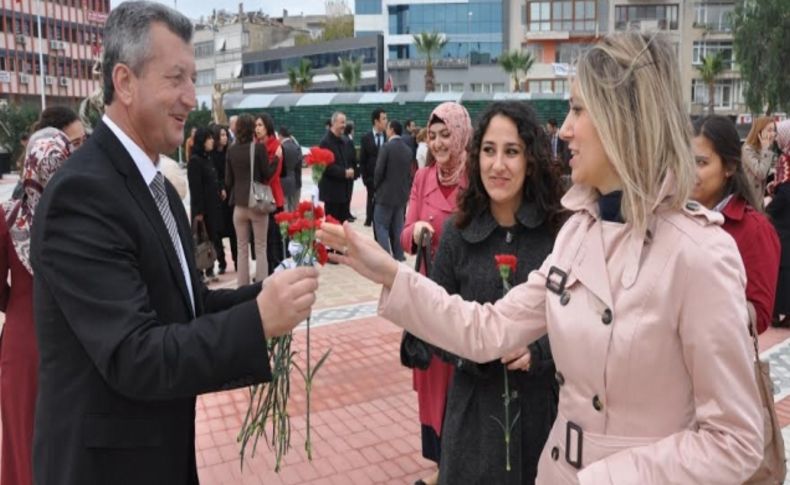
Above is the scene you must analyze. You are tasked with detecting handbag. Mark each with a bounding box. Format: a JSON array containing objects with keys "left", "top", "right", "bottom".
[
  {"left": 192, "top": 219, "right": 217, "bottom": 272},
  {"left": 743, "top": 318, "right": 787, "bottom": 485},
  {"left": 399, "top": 228, "right": 434, "bottom": 370},
  {"left": 247, "top": 142, "right": 276, "bottom": 214}
]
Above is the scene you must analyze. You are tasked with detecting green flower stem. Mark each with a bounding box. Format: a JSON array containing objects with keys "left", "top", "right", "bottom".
[{"left": 503, "top": 364, "right": 512, "bottom": 472}]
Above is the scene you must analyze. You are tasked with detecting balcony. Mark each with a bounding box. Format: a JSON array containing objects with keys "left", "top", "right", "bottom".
[
  {"left": 387, "top": 57, "right": 469, "bottom": 70},
  {"left": 615, "top": 19, "right": 671, "bottom": 32}
]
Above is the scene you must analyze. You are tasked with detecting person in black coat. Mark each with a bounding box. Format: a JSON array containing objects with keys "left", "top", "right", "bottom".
[
  {"left": 373, "top": 120, "right": 412, "bottom": 261},
  {"left": 430, "top": 101, "right": 563, "bottom": 484},
  {"left": 359, "top": 107, "right": 388, "bottom": 226},
  {"left": 188, "top": 127, "right": 222, "bottom": 280},
  {"left": 28, "top": 4, "right": 319, "bottom": 483},
  {"left": 767, "top": 121, "right": 790, "bottom": 325},
  {"left": 319, "top": 111, "right": 358, "bottom": 222},
  {"left": 210, "top": 124, "right": 236, "bottom": 273}
]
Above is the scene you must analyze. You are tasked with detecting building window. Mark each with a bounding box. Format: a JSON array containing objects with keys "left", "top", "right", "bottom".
[
  {"left": 196, "top": 69, "right": 215, "bottom": 86},
  {"left": 555, "top": 43, "right": 591, "bottom": 64},
  {"left": 692, "top": 41, "right": 734, "bottom": 68},
  {"left": 471, "top": 82, "right": 505, "bottom": 93},
  {"left": 554, "top": 78, "right": 569, "bottom": 94},
  {"left": 436, "top": 83, "right": 464, "bottom": 93},
  {"left": 614, "top": 4, "right": 679, "bottom": 31},
  {"left": 528, "top": 1, "right": 596, "bottom": 33},
  {"left": 529, "top": 2, "right": 551, "bottom": 32},
  {"left": 356, "top": 0, "right": 381, "bottom": 15},
  {"left": 525, "top": 43, "right": 544, "bottom": 63},
  {"left": 195, "top": 41, "right": 213, "bottom": 58},
  {"left": 694, "top": 2, "right": 734, "bottom": 32},
  {"left": 692, "top": 79, "right": 735, "bottom": 109},
  {"left": 529, "top": 79, "right": 553, "bottom": 93}
]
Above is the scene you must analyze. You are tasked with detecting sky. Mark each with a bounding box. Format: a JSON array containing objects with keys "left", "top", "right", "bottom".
[{"left": 110, "top": 0, "right": 344, "bottom": 20}]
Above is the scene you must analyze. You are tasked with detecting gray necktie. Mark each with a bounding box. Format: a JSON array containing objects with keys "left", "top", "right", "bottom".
[{"left": 150, "top": 172, "right": 193, "bottom": 311}]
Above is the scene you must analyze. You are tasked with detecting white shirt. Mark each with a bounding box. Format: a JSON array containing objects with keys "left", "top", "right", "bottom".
[{"left": 102, "top": 115, "right": 196, "bottom": 313}]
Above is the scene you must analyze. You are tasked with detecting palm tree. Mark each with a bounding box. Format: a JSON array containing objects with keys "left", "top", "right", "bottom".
[
  {"left": 498, "top": 50, "right": 535, "bottom": 92},
  {"left": 413, "top": 32, "right": 447, "bottom": 92},
  {"left": 697, "top": 52, "right": 726, "bottom": 114},
  {"left": 287, "top": 58, "right": 314, "bottom": 93},
  {"left": 333, "top": 57, "right": 362, "bottom": 91}
]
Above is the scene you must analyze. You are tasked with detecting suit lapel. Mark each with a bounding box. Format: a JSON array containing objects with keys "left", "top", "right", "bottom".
[
  {"left": 93, "top": 121, "right": 195, "bottom": 316},
  {"left": 572, "top": 220, "right": 614, "bottom": 309}
]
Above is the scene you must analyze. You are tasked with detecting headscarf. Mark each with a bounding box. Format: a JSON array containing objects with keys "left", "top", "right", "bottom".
[
  {"left": 1, "top": 127, "right": 72, "bottom": 275},
  {"left": 427, "top": 102, "right": 472, "bottom": 186},
  {"left": 770, "top": 120, "right": 790, "bottom": 193}
]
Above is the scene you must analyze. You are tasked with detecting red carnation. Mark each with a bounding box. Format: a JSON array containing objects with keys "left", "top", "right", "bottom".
[
  {"left": 325, "top": 215, "right": 340, "bottom": 225},
  {"left": 314, "top": 241, "right": 329, "bottom": 266},
  {"left": 494, "top": 254, "right": 517, "bottom": 272},
  {"left": 298, "top": 200, "right": 314, "bottom": 216},
  {"left": 274, "top": 211, "right": 294, "bottom": 225},
  {"left": 313, "top": 205, "right": 325, "bottom": 219},
  {"left": 304, "top": 147, "right": 335, "bottom": 166}
]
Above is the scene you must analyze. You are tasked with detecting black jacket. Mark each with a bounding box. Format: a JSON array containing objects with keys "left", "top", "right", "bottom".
[
  {"left": 359, "top": 130, "right": 385, "bottom": 186},
  {"left": 30, "top": 121, "right": 271, "bottom": 485},
  {"left": 373, "top": 136, "right": 413, "bottom": 207},
  {"left": 318, "top": 130, "right": 357, "bottom": 204},
  {"left": 187, "top": 152, "right": 222, "bottom": 233},
  {"left": 431, "top": 202, "right": 558, "bottom": 485},
  {"left": 280, "top": 137, "right": 303, "bottom": 197}
]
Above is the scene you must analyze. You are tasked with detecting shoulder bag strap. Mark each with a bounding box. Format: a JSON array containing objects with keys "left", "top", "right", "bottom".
[
  {"left": 414, "top": 227, "right": 432, "bottom": 275},
  {"left": 249, "top": 142, "right": 256, "bottom": 200}
]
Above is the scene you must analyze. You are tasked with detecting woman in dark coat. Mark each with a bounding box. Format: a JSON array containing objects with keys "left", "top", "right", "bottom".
[
  {"left": 211, "top": 124, "right": 236, "bottom": 273},
  {"left": 430, "top": 101, "right": 562, "bottom": 484},
  {"left": 188, "top": 127, "right": 222, "bottom": 280},
  {"left": 767, "top": 120, "right": 790, "bottom": 325}
]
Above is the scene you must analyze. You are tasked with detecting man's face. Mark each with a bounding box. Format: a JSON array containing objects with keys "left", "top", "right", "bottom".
[
  {"left": 386, "top": 122, "right": 395, "bottom": 139},
  {"left": 124, "top": 23, "right": 196, "bottom": 157},
  {"left": 547, "top": 123, "right": 557, "bottom": 135},
  {"left": 406, "top": 121, "right": 415, "bottom": 133},
  {"left": 331, "top": 114, "right": 346, "bottom": 137},
  {"left": 375, "top": 112, "right": 388, "bottom": 132}
]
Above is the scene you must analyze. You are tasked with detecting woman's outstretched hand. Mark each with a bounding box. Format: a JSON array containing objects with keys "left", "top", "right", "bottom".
[{"left": 317, "top": 222, "right": 400, "bottom": 288}]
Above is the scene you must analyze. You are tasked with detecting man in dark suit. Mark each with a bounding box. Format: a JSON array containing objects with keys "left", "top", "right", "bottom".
[
  {"left": 359, "top": 107, "right": 388, "bottom": 227},
  {"left": 319, "top": 111, "right": 358, "bottom": 223},
  {"left": 373, "top": 120, "right": 412, "bottom": 262},
  {"left": 29, "top": 3, "right": 319, "bottom": 484}
]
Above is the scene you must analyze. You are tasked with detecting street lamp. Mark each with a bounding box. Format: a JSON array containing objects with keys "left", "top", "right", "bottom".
[{"left": 467, "top": 11, "right": 473, "bottom": 65}]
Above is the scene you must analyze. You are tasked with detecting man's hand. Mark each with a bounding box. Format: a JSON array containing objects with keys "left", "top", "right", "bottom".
[
  {"left": 194, "top": 214, "right": 204, "bottom": 222},
  {"left": 345, "top": 168, "right": 355, "bottom": 179},
  {"left": 256, "top": 266, "right": 319, "bottom": 338}
]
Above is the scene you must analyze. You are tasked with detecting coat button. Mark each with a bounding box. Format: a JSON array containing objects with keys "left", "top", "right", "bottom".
[
  {"left": 685, "top": 201, "right": 699, "bottom": 211},
  {"left": 555, "top": 371, "right": 565, "bottom": 386},
  {"left": 592, "top": 395, "right": 603, "bottom": 411},
  {"left": 560, "top": 291, "right": 570, "bottom": 306},
  {"left": 601, "top": 308, "right": 613, "bottom": 325},
  {"left": 551, "top": 446, "right": 559, "bottom": 461}
]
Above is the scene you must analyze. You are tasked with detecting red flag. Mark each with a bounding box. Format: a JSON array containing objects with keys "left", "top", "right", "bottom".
[
  {"left": 383, "top": 74, "right": 393, "bottom": 92},
  {"left": 91, "top": 39, "right": 101, "bottom": 58}
]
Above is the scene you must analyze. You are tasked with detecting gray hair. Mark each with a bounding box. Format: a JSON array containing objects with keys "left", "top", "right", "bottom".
[
  {"left": 330, "top": 111, "right": 346, "bottom": 124},
  {"left": 102, "top": 1, "right": 193, "bottom": 105}
]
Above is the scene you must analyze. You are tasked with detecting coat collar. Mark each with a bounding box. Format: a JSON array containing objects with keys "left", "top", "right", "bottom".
[
  {"left": 561, "top": 172, "right": 679, "bottom": 290},
  {"left": 721, "top": 194, "right": 747, "bottom": 222},
  {"left": 460, "top": 201, "right": 546, "bottom": 244},
  {"left": 421, "top": 166, "right": 468, "bottom": 213}
]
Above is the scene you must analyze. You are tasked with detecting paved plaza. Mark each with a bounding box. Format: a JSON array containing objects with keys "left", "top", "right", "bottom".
[{"left": 2, "top": 169, "right": 790, "bottom": 483}]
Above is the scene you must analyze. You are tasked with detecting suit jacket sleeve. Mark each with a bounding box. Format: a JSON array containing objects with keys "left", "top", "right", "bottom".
[
  {"left": 373, "top": 143, "right": 388, "bottom": 190},
  {"left": 187, "top": 156, "right": 204, "bottom": 217},
  {"left": 32, "top": 174, "right": 272, "bottom": 401}
]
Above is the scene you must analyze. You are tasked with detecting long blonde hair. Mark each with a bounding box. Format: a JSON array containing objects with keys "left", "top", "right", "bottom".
[
  {"left": 745, "top": 116, "right": 775, "bottom": 151},
  {"left": 575, "top": 32, "right": 695, "bottom": 233}
]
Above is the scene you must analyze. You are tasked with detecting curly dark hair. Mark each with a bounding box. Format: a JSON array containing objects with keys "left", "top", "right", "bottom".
[
  {"left": 235, "top": 114, "right": 256, "bottom": 144},
  {"left": 191, "top": 127, "right": 214, "bottom": 158},
  {"left": 456, "top": 101, "right": 566, "bottom": 233}
]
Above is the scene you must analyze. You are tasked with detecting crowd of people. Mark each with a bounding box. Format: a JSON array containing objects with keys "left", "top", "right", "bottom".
[{"left": 0, "top": 1, "right": 788, "bottom": 484}]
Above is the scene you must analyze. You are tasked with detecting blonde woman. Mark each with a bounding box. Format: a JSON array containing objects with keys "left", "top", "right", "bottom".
[
  {"left": 320, "top": 32, "right": 762, "bottom": 484},
  {"left": 742, "top": 116, "right": 778, "bottom": 207}
]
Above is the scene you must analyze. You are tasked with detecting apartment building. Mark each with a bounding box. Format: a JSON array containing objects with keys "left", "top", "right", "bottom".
[{"left": 0, "top": 0, "right": 107, "bottom": 105}]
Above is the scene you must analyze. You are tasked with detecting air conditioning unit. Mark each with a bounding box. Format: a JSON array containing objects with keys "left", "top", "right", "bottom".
[
  {"left": 15, "top": 34, "right": 25, "bottom": 44},
  {"left": 44, "top": 76, "right": 55, "bottom": 85},
  {"left": 49, "top": 40, "right": 65, "bottom": 50},
  {"left": 58, "top": 77, "right": 70, "bottom": 87},
  {"left": 18, "top": 73, "right": 30, "bottom": 84}
]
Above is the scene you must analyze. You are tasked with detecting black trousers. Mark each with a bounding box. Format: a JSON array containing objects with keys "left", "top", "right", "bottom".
[
  {"left": 324, "top": 201, "right": 350, "bottom": 223},
  {"left": 364, "top": 183, "right": 375, "bottom": 224}
]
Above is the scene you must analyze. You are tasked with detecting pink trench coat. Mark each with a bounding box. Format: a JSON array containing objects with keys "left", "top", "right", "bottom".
[{"left": 379, "top": 182, "right": 763, "bottom": 484}]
